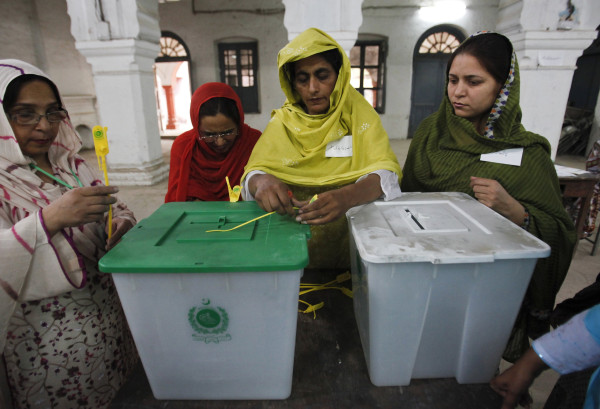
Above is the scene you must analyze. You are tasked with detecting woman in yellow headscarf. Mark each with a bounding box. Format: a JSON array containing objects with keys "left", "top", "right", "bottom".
[{"left": 241, "top": 28, "right": 402, "bottom": 269}]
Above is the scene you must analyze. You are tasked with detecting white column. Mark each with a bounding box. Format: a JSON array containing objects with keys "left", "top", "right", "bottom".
[
  {"left": 66, "top": 0, "right": 168, "bottom": 185},
  {"left": 497, "top": 0, "right": 599, "bottom": 160},
  {"left": 282, "top": 0, "right": 364, "bottom": 56}
]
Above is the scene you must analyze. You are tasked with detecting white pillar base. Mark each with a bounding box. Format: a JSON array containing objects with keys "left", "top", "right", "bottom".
[{"left": 108, "top": 156, "right": 169, "bottom": 186}]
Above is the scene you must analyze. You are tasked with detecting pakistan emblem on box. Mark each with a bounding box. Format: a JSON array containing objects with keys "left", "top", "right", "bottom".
[{"left": 188, "top": 299, "right": 231, "bottom": 343}]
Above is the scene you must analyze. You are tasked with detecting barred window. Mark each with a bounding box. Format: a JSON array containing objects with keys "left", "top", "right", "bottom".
[
  {"left": 218, "top": 42, "right": 259, "bottom": 113},
  {"left": 350, "top": 40, "right": 387, "bottom": 113}
]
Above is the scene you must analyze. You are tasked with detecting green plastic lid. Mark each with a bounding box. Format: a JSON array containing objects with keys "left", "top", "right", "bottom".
[{"left": 99, "top": 201, "right": 311, "bottom": 273}]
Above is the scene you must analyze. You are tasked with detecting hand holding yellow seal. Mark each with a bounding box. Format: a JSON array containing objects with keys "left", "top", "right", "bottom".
[{"left": 92, "top": 125, "right": 113, "bottom": 239}]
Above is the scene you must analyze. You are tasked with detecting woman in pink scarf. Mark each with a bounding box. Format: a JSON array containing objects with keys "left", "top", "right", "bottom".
[{"left": 0, "top": 59, "right": 137, "bottom": 408}]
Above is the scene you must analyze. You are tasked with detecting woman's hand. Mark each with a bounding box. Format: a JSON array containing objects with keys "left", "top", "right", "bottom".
[
  {"left": 106, "top": 217, "right": 134, "bottom": 251},
  {"left": 470, "top": 176, "right": 526, "bottom": 226},
  {"left": 490, "top": 348, "right": 548, "bottom": 409},
  {"left": 296, "top": 174, "right": 383, "bottom": 225},
  {"left": 41, "top": 186, "right": 118, "bottom": 237},
  {"left": 294, "top": 189, "right": 351, "bottom": 225},
  {"left": 250, "top": 174, "right": 295, "bottom": 216}
]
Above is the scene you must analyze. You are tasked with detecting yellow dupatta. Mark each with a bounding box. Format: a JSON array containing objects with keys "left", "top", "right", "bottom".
[{"left": 242, "top": 28, "right": 401, "bottom": 186}]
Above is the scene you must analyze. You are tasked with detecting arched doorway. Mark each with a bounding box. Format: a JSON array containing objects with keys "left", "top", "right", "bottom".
[
  {"left": 408, "top": 27, "right": 464, "bottom": 138},
  {"left": 154, "top": 31, "right": 193, "bottom": 137}
]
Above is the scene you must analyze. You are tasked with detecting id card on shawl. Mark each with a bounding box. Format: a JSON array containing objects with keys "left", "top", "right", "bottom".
[
  {"left": 480, "top": 147, "right": 523, "bottom": 167},
  {"left": 325, "top": 134, "right": 353, "bottom": 157}
]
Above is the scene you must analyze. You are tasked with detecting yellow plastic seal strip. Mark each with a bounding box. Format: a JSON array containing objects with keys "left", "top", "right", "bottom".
[
  {"left": 226, "top": 176, "right": 242, "bottom": 203},
  {"left": 205, "top": 211, "right": 276, "bottom": 233},
  {"left": 298, "top": 271, "right": 353, "bottom": 319},
  {"left": 92, "top": 125, "right": 112, "bottom": 239}
]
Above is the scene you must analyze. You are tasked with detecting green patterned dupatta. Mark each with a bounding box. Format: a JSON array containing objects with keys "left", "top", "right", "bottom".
[{"left": 401, "top": 35, "right": 576, "bottom": 361}]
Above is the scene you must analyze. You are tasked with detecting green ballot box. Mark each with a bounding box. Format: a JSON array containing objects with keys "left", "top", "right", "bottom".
[{"left": 99, "top": 201, "right": 310, "bottom": 400}]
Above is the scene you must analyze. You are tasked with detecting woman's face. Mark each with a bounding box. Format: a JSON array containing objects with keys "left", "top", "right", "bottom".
[
  {"left": 6, "top": 80, "right": 62, "bottom": 162},
  {"left": 293, "top": 54, "right": 338, "bottom": 115},
  {"left": 447, "top": 53, "right": 503, "bottom": 128},
  {"left": 198, "top": 113, "right": 238, "bottom": 154}
]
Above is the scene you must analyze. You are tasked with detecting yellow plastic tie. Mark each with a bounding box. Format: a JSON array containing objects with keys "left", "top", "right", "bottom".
[
  {"left": 205, "top": 211, "right": 275, "bottom": 233},
  {"left": 300, "top": 271, "right": 351, "bottom": 288},
  {"left": 206, "top": 204, "right": 304, "bottom": 234},
  {"left": 298, "top": 299, "right": 324, "bottom": 319},
  {"left": 92, "top": 125, "right": 112, "bottom": 239},
  {"left": 225, "top": 176, "right": 242, "bottom": 202},
  {"left": 302, "top": 285, "right": 353, "bottom": 298},
  {"left": 297, "top": 271, "right": 353, "bottom": 318},
  {"left": 336, "top": 271, "right": 351, "bottom": 283},
  {"left": 339, "top": 287, "right": 354, "bottom": 298}
]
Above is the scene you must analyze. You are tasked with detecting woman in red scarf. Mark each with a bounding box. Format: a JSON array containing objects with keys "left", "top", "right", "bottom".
[{"left": 165, "top": 82, "right": 261, "bottom": 202}]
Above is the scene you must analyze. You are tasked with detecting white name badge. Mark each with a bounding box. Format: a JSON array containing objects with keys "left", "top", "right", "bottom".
[
  {"left": 480, "top": 147, "right": 523, "bottom": 167},
  {"left": 325, "top": 134, "right": 353, "bottom": 157}
]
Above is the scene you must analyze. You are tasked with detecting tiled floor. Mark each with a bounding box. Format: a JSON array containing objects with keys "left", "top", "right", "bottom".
[{"left": 83, "top": 137, "right": 599, "bottom": 408}]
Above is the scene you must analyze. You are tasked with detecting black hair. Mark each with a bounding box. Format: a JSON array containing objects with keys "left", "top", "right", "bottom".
[
  {"left": 319, "top": 48, "right": 343, "bottom": 74},
  {"left": 446, "top": 33, "right": 513, "bottom": 85},
  {"left": 198, "top": 97, "right": 240, "bottom": 127},
  {"left": 287, "top": 48, "right": 342, "bottom": 85},
  {"left": 3, "top": 74, "right": 63, "bottom": 113}
]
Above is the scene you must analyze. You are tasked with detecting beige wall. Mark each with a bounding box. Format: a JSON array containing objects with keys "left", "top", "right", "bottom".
[
  {"left": 360, "top": 0, "right": 499, "bottom": 137},
  {"left": 0, "top": 0, "right": 503, "bottom": 138},
  {"left": 2, "top": 0, "right": 597, "bottom": 150},
  {"left": 0, "top": 0, "right": 95, "bottom": 96},
  {"left": 158, "top": 0, "right": 288, "bottom": 132},
  {"left": 158, "top": 0, "right": 501, "bottom": 138}
]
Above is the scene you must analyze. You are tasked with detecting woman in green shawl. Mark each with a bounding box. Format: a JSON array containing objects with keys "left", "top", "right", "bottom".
[
  {"left": 401, "top": 32, "right": 576, "bottom": 362},
  {"left": 242, "top": 28, "right": 402, "bottom": 269}
]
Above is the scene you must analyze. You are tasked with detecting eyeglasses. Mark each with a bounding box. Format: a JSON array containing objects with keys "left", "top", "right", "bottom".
[
  {"left": 199, "top": 128, "right": 237, "bottom": 142},
  {"left": 9, "top": 109, "right": 68, "bottom": 125}
]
